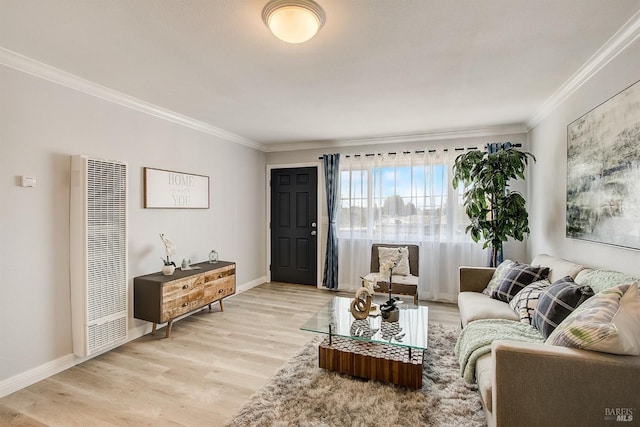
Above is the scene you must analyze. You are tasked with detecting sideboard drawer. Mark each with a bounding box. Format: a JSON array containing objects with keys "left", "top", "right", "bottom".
[
  {"left": 162, "top": 297, "right": 204, "bottom": 322},
  {"left": 162, "top": 276, "right": 205, "bottom": 300},
  {"left": 204, "top": 265, "right": 235, "bottom": 282},
  {"left": 161, "top": 278, "right": 204, "bottom": 322},
  {"left": 204, "top": 275, "right": 235, "bottom": 302}
]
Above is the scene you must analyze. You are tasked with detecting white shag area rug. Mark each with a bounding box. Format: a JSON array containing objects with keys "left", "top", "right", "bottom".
[{"left": 226, "top": 324, "right": 486, "bottom": 427}]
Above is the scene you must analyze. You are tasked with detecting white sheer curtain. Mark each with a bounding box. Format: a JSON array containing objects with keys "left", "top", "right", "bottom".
[{"left": 337, "top": 150, "right": 486, "bottom": 302}]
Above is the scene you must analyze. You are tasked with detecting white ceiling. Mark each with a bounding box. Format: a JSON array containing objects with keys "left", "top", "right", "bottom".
[{"left": 2, "top": 0, "right": 640, "bottom": 151}]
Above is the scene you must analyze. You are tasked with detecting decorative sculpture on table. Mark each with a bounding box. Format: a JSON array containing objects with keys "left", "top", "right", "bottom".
[{"left": 350, "top": 287, "right": 373, "bottom": 320}]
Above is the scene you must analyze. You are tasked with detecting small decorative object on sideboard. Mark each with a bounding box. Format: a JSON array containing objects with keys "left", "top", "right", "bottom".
[
  {"left": 161, "top": 264, "right": 175, "bottom": 276},
  {"left": 209, "top": 249, "right": 219, "bottom": 263},
  {"left": 160, "top": 233, "right": 176, "bottom": 275},
  {"left": 180, "top": 258, "right": 200, "bottom": 271}
]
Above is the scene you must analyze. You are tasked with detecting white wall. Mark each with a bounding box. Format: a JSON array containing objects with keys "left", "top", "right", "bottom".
[
  {"left": 528, "top": 37, "right": 640, "bottom": 275},
  {"left": 0, "top": 66, "right": 266, "bottom": 385}
]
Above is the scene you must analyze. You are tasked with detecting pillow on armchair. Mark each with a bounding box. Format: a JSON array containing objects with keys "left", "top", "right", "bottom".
[{"left": 378, "top": 246, "right": 410, "bottom": 276}]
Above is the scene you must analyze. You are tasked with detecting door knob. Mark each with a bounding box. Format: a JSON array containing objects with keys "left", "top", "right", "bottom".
[
  {"left": 311, "top": 230, "right": 317, "bottom": 236},
  {"left": 311, "top": 222, "right": 317, "bottom": 227}
]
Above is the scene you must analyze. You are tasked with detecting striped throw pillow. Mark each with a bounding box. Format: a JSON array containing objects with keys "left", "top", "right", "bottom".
[
  {"left": 547, "top": 283, "right": 640, "bottom": 355},
  {"left": 509, "top": 279, "right": 551, "bottom": 324}
]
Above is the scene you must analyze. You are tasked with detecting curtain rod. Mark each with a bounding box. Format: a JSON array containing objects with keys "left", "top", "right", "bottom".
[{"left": 317, "top": 142, "right": 521, "bottom": 160}]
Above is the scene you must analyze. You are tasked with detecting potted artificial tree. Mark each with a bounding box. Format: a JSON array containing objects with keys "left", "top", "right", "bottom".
[{"left": 452, "top": 147, "right": 535, "bottom": 267}]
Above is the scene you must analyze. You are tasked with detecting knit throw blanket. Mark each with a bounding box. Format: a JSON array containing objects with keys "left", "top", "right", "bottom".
[{"left": 454, "top": 319, "right": 544, "bottom": 384}]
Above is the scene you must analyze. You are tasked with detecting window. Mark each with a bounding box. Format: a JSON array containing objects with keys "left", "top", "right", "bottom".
[{"left": 339, "top": 155, "right": 468, "bottom": 242}]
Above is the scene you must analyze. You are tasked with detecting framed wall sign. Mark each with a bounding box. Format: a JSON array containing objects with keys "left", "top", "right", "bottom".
[
  {"left": 144, "top": 167, "right": 210, "bottom": 209},
  {"left": 566, "top": 79, "right": 640, "bottom": 249}
]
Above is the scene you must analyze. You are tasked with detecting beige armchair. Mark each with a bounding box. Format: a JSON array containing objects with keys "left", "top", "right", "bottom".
[{"left": 363, "top": 243, "right": 420, "bottom": 304}]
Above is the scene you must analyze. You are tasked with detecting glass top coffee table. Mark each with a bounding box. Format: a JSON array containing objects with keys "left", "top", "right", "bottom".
[{"left": 301, "top": 296, "right": 428, "bottom": 389}]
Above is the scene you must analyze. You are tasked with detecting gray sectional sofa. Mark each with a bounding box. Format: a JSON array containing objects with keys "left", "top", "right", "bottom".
[{"left": 457, "top": 254, "right": 640, "bottom": 427}]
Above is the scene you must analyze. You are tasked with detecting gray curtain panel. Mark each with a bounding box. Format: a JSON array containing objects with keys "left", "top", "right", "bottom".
[
  {"left": 486, "top": 142, "right": 511, "bottom": 153},
  {"left": 322, "top": 153, "right": 340, "bottom": 289}
]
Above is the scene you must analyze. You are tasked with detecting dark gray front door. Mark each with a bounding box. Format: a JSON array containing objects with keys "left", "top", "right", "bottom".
[{"left": 270, "top": 167, "right": 318, "bottom": 285}]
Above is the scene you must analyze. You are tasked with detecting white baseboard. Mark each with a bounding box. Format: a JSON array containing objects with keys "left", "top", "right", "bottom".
[
  {"left": 0, "top": 338, "right": 131, "bottom": 398},
  {"left": 0, "top": 276, "right": 267, "bottom": 398},
  {"left": 236, "top": 276, "right": 266, "bottom": 294},
  {"left": 0, "top": 354, "right": 76, "bottom": 398}
]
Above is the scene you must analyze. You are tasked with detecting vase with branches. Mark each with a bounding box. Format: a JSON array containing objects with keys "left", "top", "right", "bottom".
[
  {"left": 452, "top": 147, "right": 535, "bottom": 267},
  {"left": 159, "top": 233, "right": 177, "bottom": 276},
  {"left": 379, "top": 248, "right": 402, "bottom": 321},
  {"left": 160, "top": 233, "right": 176, "bottom": 266}
]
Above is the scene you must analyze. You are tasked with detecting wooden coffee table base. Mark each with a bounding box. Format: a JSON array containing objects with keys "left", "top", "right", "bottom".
[{"left": 318, "top": 336, "right": 424, "bottom": 389}]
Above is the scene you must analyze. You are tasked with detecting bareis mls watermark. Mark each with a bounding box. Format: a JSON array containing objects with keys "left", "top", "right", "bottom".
[{"left": 604, "top": 408, "right": 634, "bottom": 422}]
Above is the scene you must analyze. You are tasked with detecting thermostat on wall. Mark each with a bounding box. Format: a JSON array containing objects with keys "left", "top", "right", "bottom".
[{"left": 21, "top": 176, "right": 36, "bottom": 187}]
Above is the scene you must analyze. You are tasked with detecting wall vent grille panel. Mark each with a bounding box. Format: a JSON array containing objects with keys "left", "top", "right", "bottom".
[
  {"left": 71, "top": 155, "right": 128, "bottom": 357},
  {"left": 87, "top": 317, "right": 127, "bottom": 353}
]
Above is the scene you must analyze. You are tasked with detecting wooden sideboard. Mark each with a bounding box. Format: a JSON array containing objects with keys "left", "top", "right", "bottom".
[{"left": 134, "top": 261, "right": 235, "bottom": 337}]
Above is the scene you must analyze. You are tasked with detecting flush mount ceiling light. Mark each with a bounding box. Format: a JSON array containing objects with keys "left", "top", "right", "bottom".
[{"left": 262, "top": 0, "right": 325, "bottom": 44}]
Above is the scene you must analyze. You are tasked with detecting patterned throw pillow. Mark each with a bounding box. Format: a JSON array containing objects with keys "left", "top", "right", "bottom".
[
  {"left": 482, "top": 260, "right": 518, "bottom": 295},
  {"left": 509, "top": 279, "right": 551, "bottom": 324},
  {"left": 532, "top": 276, "right": 595, "bottom": 339},
  {"left": 577, "top": 269, "right": 639, "bottom": 294},
  {"left": 491, "top": 264, "right": 550, "bottom": 303},
  {"left": 547, "top": 283, "right": 640, "bottom": 355},
  {"left": 378, "top": 246, "right": 410, "bottom": 276}
]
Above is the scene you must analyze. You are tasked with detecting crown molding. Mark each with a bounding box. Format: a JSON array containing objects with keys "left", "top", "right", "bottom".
[
  {"left": 264, "top": 124, "right": 528, "bottom": 152},
  {"left": 0, "top": 47, "right": 266, "bottom": 152},
  {"left": 526, "top": 9, "right": 640, "bottom": 130}
]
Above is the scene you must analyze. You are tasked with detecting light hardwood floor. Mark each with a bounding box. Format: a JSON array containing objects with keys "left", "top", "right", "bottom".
[{"left": 0, "top": 282, "right": 460, "bottom": 426}]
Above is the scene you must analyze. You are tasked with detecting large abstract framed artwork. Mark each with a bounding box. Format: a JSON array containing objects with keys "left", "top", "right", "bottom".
[{"left": 567, "top": 80, "right": 640, "bottom": 249}]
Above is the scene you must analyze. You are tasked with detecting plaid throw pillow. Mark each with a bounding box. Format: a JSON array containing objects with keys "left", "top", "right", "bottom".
[
  {"left": 532, "top": 276, "right": 595, "bottom": 339},
  {"left": 491, "top": 264, "right": 550, "bottom": 303},
  {"left": 482, "top": 260, "right": 518, "bottom": 295}
]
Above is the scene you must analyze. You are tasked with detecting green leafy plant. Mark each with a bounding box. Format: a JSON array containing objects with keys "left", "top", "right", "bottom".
[{"left": 452, "top": 148, "right": 535, "bottom": 267}]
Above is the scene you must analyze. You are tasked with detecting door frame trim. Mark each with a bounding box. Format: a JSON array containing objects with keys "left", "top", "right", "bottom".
[{"left": 266, "top": 162, "right": 323, "bottom": 287}]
